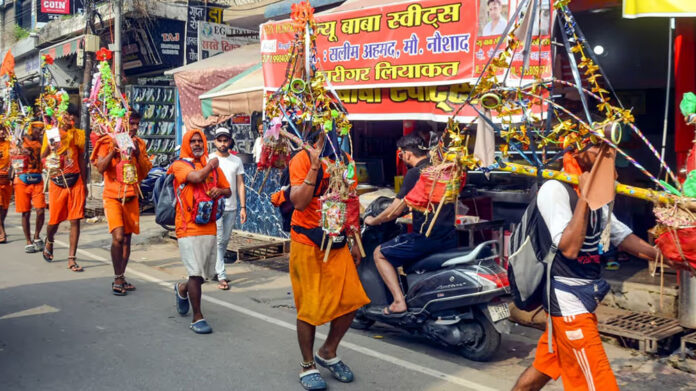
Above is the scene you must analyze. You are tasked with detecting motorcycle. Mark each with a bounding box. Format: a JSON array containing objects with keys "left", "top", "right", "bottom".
[{"left": 352, "top": 196, "right": 512, "bottom": 362}]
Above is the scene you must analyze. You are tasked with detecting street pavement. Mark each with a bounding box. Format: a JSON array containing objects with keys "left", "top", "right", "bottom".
[{"left": 1, "top": 211, "right": 695, "bottom": 391}]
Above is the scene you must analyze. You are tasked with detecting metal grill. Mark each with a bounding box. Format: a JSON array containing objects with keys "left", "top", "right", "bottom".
[{"left": 598, "top": 312, "right": 683, "bottom": 353}]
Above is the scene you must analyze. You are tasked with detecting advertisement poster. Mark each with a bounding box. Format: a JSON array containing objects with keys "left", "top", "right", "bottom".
[
  {"left": 261, "top": 0, "right": 552, "bottom": 121},
  {"left": 41, "top": 0, "right": 69, "bottom": 14},
  {"left": 197, "top": 22, "right": 258, "bottom": 60}
]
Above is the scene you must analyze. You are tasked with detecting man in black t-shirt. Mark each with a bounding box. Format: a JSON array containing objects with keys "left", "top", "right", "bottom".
[{"left": 365, "top": 134, "right": 457, "bottom": 315}]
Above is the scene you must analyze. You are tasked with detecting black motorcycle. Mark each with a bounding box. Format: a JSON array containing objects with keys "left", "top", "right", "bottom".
[{"left": 352, "top": 197, "right": 511, "bottom": 362}]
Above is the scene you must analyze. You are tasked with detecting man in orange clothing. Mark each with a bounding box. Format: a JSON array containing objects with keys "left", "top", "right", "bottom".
[
  {"left": 91, "top": 110, "right": 151, "bottom": 295},
  {"left": 41, "top": 109, "right": 87, "bottom": 272},
  {"left": 171, "top": 129, "right": 230, "bottom": 334},
  {"left": 13, "top": 121, "right": 47, "bottom": 252},
  {"left": 287, "top": 131, "right": 369, "bottom": 390},
  {"left": 511, "top": 145, "right": 682, "bottom": 391},
  {"left": 0, "top": 124, "right": 11, "bottom": 243}
]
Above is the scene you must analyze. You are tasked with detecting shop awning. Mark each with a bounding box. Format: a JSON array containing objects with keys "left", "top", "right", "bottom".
[
  {"left": 199, "top": 63, "right": 264, "bottom": 118},
  {"left": 165, "top": 44, "right": 261, "bottom": 75},
  {"left": 39, "top": 35, "right": 85, "bottom": 59},
  {"left": 265, "top": 0, "right": 345, "bottom": 18}
]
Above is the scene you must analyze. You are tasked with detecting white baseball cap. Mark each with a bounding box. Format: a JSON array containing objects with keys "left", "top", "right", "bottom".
[{"left": 214, "top": 127, "right": 231, "bottom": 138}]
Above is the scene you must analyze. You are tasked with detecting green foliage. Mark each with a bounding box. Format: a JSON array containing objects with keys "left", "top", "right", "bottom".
[{"left": 14, "top": 25, "right": 30, "bottom": 41}]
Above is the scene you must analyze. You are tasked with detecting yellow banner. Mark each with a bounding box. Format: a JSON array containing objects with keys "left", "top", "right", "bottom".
[{"left": 623, "top": 0, "right": 696, "bottom": 18}]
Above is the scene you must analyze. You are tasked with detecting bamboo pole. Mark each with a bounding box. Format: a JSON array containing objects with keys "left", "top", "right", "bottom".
[{"left": 496, "top": 162, "right": 677, "bottom": 204}]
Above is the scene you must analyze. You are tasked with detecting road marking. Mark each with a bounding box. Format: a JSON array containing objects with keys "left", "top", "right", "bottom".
[
  {"left": 0, "top": 304, "right": 60, "bottom": 320},
  {"left": 51, "top": 239, "right": 497, "bottom": 391}
]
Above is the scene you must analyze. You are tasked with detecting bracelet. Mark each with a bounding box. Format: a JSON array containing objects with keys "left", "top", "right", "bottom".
[
  {"left": 240, "top": 207, "right": 246, "bottom": 209},
  {"left": 304, "top": 180, "right": 316, "bottom": 186}
]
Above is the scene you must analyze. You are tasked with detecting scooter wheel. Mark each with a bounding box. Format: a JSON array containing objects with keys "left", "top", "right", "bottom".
[
  {"left": 350, "top": 315, "right": 375, "bottom": 330},
  {"left": 457, "top": 311, "right": 501, "bottom": 362}
]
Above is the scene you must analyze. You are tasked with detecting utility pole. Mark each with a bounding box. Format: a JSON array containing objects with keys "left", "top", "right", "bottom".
[
  {"left": 80, "top": 0, "right": 94, "bottom": 133},
  {"left": 80, "top": 0, "right": 95, "bottom": 197},
  {"left": 114, "top": 0, "right": 122, "bottom": 89}
]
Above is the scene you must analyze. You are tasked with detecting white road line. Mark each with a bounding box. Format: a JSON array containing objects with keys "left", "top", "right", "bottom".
[{"left": 50, "top": 239, "right": 498, "bottom": 391}]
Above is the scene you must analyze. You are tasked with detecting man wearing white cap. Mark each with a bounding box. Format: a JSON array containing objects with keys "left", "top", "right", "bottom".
[{"left": 210, "top": 127, "right": 247, "bottom": 290}]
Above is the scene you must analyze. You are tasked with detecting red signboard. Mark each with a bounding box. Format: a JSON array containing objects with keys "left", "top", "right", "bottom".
[
  {"left": 41, "top": 0, "right": 70, "bottom": 14},
  {"left": 261, "top": 0, "right": 553, "bottom": 91}
]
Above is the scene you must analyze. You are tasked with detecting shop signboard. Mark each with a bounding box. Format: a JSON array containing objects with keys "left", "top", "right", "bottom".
[
  {"left": 197, "top": 22, "right": 259, "bottom": 60},
  {"left": 261, "top": 0, "right": 552, "bottom": 121},
  {"left": 261, "top": 0, "right": 552, "bottom": 90},
  {"left": 36, "top": 0, "right": 88, "bottom": 23},
  {"left": 122, "top": 19, "right": 186, "bottom": 75},
  {"left": 186, "top": 1, "right": 226, "bottom": 64}
]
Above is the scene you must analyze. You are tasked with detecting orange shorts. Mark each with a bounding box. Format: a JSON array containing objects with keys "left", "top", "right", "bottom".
[
  {"left": 104, "top": 197, "right": 140, "bottom": 234},
  {"left": 48, "top": 176, "right": 85, "bottom": 225},
  {"left": 533, "top": 313, "right": 618, "bottom": 391},
  {"left": 0, "top": 184, "right": 11, "bottom": 209},
  {"left": 14, "top": 180, "right": 46, "bottom": 213}
]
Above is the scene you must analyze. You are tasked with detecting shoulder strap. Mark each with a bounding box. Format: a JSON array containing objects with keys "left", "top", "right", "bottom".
[{"left": 562, "top": 182, "right": 578, "bottom": 210}]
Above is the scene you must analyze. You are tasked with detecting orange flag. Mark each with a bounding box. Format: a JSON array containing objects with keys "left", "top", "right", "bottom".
[{"left": 0, "top": 50, "right": 15, "bottom": 77}]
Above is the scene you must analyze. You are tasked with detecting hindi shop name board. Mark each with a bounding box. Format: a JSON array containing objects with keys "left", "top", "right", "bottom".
[
  {"left": 261, "top": 0, "right": 553, "bottom": 90},
  {"left": 197, "top": 22, "right": 259, "bottom": 60}
]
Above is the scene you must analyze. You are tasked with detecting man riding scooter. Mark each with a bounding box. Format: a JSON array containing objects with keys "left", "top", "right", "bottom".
[{"left": 365, "top": 134, "right": 458, "bottom": 316}]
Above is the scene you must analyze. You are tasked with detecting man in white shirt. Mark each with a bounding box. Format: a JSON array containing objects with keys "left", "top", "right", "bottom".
[
  {"left": 210, "top": 128, "right": 247, "bottom": 290},
  {"left": 482, "top": 0, "right": 506, "bottom": 36}
]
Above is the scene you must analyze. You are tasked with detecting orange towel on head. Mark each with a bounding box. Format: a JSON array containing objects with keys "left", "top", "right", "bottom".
[{"left": 289, "top": 241, "right": 370, "bottom": 326}]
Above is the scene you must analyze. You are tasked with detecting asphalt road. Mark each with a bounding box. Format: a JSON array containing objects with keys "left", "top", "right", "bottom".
[{"left": 1, "top": 211, "right": 694, "bottom": 391}]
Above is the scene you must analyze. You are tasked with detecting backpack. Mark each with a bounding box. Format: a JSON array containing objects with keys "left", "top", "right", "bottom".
[
  {"left": 274, "top": 150, "right": 324, "bottom": 232},
  {"left": 154, "top": 159, "right": 224, "bottom": 227},
  {"left": 507, "top": 182, "right": 577, "bottom": 312}
]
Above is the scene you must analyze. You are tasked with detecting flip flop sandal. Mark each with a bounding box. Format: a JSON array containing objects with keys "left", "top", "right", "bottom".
[
  {"left": 42, "top": 241, "right": 54, "bottom": 261},
  {"left": 299, "top": 369, "right": 327, "bottom": 391},
  {"left": 112, "top": 282, "right": 127, "bottom": 296},
  {"left": 217, "top": 280, "right": 230, "bottom": 290},
  {"left": 67, "top": 257, "right": 84, "bottom": 272},
  {"left": 382, "top": 306, "right": 407, "bottom": 316},
  {"left": 25, "top": 244, "right": 38, "bottom": 253},
  {"left": 314, "top": 353, "right": 354, "bottom": 383}
]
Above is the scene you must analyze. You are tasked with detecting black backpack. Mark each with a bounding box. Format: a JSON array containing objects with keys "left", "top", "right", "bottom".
[
  {"left": 154, "top": 160, "right": 193, "bottom": 227},
  {"left": 507, "top": 182, "right": 577, "bottom": 311}
]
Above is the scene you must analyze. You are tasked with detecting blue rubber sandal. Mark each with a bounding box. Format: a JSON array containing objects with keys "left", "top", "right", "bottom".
[
  {"left": 299, "top": 369, "right": 327, "bottom": 390},
  {"left": 190, "top": 319, "right": 212, "bottom": 334},
  {"left": 174, "top": 283, "right": 189, "bottom": 315},
  {"left": 314, "top": 353, "right": 354, "bottom": 383}
]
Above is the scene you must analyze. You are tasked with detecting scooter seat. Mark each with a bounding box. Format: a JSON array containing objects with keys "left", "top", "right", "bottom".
[{"left": 404, "top": 241, "right": 496, "bottom": 273}]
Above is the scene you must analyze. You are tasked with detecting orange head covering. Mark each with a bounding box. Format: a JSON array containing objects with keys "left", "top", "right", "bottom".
[
  {"left": 563, "top": 152, "right": 584, "bottom": 176},
  {"left": 180, "top": 129, "right": 208, "bottom": 164}
]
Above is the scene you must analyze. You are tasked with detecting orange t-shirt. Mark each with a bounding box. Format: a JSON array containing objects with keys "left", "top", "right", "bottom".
[
  {"left": 171, "top": 159, "right": 231, "bottom": 238},
  {"left": 93, "top": 136, "right": 152, "bottom": 199},
  {"left": 0, "top": 140, "right": 9, "bottom": 176},
  {"left": 42, "top": 127, "right": 85, "bottom": 177},
  {"left": 289, "top": 151, "right": 357, "bottom": 246}
]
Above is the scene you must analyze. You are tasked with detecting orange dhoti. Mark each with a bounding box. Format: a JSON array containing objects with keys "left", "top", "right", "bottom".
[
  {"left": 0, "top": 184, "right": 11, "bottom": 209},
  {"left": 533, "top": 313, "right": 619, "bottom": 391},
  {"left": 48, "top": 176, "right": 85, "bottom": 225},
  {"left": 104, "top": 197, "right": 140, "bottom": 234},
  {"left": 14, "top": 180, "right": 46, "bottom": 213},
  {"left": 289, "top": 240, "right": 370, "bottom": 326}
]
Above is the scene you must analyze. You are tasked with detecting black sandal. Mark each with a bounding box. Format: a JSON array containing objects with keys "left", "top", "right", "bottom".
[
  {"left": 122, "top": 277, "right": 135, "bottom": 291},
  {"left": 67, "top": 256, "right": 83, "bottom": 272},
  {"left": 112, "top": 281, "right": 127, "bottom": 296},
  {"left": 42, "top": 239, "right": 54, "bottom": 263}
]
